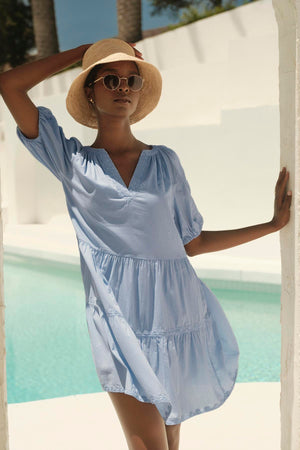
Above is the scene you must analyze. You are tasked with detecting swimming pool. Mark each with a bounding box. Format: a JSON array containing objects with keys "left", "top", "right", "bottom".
[{"left": 3, "top": 253, "right": 281, "bottom": 404}]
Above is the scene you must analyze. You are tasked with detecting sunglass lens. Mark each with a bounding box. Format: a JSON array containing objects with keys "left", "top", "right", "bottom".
[
  {"left": 128, "top": 75, "right": 143, "bottom": 91},
  {"left": 104, "top": 75, "right": 119, "bottom": 90}
]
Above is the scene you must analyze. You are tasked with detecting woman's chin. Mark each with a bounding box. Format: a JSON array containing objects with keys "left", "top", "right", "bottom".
[{"left": 98, "top": 110, "right": 135, "bottom": 123}]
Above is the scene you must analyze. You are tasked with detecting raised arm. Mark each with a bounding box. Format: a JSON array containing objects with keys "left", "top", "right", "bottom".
[
  {"left": 185, "top": 167, "right": 292, "bottom": 257},
  {"left": 0, "top": 44, "right": 92, "bottom": 139}
]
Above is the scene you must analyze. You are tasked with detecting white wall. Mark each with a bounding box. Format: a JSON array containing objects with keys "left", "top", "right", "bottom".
[{"left": 0, "top": 0, "right": 281, "bottom": 258}]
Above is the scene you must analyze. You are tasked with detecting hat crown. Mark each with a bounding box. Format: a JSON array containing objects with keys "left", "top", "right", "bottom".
[
  {"left": 66, "top": 38, "right": 162, "bottom": 128},
  {"left": 82, "top": 38, "right": 135, "bottom": 70}
]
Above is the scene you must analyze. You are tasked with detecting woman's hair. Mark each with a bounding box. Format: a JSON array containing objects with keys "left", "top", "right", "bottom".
[
  {"left": 84, "top": 64, "right": 104, "bottom": 88},
  {"left": 84, "top": 62, "right": 140, "bottom": 89}
]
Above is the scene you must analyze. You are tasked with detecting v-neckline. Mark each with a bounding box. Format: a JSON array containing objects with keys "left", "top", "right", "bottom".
[{"left": 87, "top": 145, "right": 157, "bottom": 191}]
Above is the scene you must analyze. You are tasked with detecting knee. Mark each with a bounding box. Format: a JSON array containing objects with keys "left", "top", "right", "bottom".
[{"left": 129, "top": 429, "right": 168, "bottom": 450}]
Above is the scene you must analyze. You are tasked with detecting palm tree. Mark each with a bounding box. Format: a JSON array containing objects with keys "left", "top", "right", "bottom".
[
  {"left": 117, "top": 0, "right": 142, "bottom": 43},
  {"left": 31, "top": 0, "right": 59, "bottom": 58}
]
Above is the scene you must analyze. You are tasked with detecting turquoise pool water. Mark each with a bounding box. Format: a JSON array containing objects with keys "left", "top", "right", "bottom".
[{"left": 4, "top": 253, "right": 281, "bottom": 404}]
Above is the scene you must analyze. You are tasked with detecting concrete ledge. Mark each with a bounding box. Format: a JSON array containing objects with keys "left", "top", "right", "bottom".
[
  {"left": 192, "top": 253, "right": 281, "bottom": 285},
  {"left": 3, "top": 223, "right": 281, "bottom": 284}
]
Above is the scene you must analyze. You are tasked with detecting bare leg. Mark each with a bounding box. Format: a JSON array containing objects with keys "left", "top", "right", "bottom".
[
  {"left": 165, "top": 424, "right": 181, "bottom": 450},
  {"left": 108, "top": 392, "right": 169, "bottom": 450}
]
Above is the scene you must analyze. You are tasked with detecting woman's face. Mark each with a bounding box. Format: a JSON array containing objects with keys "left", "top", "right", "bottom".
[{"left": 85, "top": 61, "right": 141, "bottom": 123}]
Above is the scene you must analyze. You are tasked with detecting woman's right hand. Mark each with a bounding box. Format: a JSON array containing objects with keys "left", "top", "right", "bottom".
[
  {"left": 79, "top": 44, "right": 93, "bottom": 59},
  {"left": 128, "top": 43, "right": 144, "bottom": 60},
  {"left": 271, "top": 167, "right": 292, "bottom": 231}
]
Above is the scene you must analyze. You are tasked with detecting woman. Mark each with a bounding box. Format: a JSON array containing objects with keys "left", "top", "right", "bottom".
[{"left": 0, "top": 38, "right": 292, "bottom": 450}]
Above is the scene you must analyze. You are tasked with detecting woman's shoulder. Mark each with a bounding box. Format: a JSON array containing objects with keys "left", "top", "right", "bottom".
[
  {"left": 154, "top": 145, "right": 183, "bottom": 181},
  {"left": 35, "top": 105, "right": 83, "bottom": 147},
  {"left": 156, "top": 145, "right": 181, "bottom": 169},
  {"left": 156, "top": 144, "right": 178, "bottom": 159}
]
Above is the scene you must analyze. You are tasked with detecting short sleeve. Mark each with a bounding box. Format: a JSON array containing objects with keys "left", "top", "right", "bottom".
[
  {"left": 171, "top": 151, "right": 204, "bottom": 245},
  {"left": 16, "top": 106, "right": 76, "bottom": 182}
]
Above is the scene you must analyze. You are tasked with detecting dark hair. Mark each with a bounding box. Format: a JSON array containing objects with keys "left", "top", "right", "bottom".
[
  {"left": 84, "top": 64, "right": 104, "bottom": 88},
  {"left": 84, "top": 62, "right": 140, "bottom": 89}
]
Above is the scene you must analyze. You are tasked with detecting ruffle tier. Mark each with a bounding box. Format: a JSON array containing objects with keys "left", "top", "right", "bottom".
[{"left": 78, "top": 238, "right": 239, "bottom": 425}]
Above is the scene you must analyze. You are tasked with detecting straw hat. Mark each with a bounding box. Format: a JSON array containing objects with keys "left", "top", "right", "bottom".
[{"left": 66, "top": 38, "right": 162, "bottom": 128}]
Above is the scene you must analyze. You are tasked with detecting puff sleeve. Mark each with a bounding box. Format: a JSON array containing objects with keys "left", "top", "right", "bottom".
[
  {"left": 16, "top": 106, "right": 76, "bottom": 182},
  {"left": 172, "top": 150, "right": 204, "bottom": 245}
]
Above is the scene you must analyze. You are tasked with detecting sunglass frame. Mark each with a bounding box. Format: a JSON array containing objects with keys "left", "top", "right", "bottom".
[{"left": 88, "top": 74, "right": 144, "bottom": 91}]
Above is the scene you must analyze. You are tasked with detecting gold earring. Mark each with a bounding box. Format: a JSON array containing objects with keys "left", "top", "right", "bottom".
[{"left": 89, "top": 98, "right": 95, "bottom": 104}]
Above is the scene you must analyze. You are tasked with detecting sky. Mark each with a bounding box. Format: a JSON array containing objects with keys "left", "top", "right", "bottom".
[
  {"left": 53, "top": 0, "right": 247, "bottom": 51},
  {"left": 54, "top": 0, "right": 178, "bottom": 51}
]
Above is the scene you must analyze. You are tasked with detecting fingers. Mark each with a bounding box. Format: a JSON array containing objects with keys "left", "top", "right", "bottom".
[
  {"left": 284, "top": 184, "right": 292, "bottom": 204},
  {"left": 134, "top": 49, "right": 144, "bottom": 60},
  {"left": 277, "top": 167, "right": 288, "bottom": 186},
  {"left": 273, "top": 167, "right": 292, "bottom": 229},
  {"left": 273, "top": 168, "right": 292, "bottom": 217},
  {"left": 128, "top": 42, "right": 144, "bottom": 60},
  {"left": 276, "top": 167, "right": 290, "bottom": 197}
]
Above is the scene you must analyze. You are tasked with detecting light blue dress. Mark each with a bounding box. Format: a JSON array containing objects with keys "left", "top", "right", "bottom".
[{"left": 17, "top": 106, "right": 239, "bottom": 425}]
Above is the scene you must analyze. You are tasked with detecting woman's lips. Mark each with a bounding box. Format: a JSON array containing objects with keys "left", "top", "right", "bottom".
[{"left": 114, "top": 98, "right": 131, "bottom": 103}]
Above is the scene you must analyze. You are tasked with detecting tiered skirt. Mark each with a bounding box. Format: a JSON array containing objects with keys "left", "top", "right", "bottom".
[{"left": 78, "top": 238, "right": 239, "bottom": 425}]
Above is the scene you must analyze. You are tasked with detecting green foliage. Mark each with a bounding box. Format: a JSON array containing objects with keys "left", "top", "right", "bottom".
[
  {"left": 0, "top": 0, "right": 35, "bottom": 68},
  {"left": 180, "top": 5, "right": 209, "bottom": 23},
  {"left": 168, "top": 0, "right": 235, "bottom": 27},
  {"left": 148, "top": 0, "right": 259, "bottom": 20},
  {"left": 148, "top": 0, "right": 227, "bottom": 17},
  {"left": 149, "top": 0, "right": 201, "bottom": 18}
]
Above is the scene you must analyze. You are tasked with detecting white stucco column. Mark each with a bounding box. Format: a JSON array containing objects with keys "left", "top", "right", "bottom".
[
  {"left": 272, "top": 0, "right": 300, "bottom": 448},
  {"left": 0, "top": 169, "right": 9, "bottom": 449}
]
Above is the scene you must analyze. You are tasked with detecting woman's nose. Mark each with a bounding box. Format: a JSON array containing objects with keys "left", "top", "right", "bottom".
[{"left": 118, "top": 79, "right": 129, "bottom": 93}]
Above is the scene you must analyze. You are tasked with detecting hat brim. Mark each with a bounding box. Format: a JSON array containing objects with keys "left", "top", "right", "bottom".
[{"left": 66, "top": 52, "right": 162, "bottom": 128}]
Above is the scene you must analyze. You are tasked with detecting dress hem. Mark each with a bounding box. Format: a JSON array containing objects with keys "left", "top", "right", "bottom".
[{"left": 102, "top": 364, "right": 239, "bottom": 426}]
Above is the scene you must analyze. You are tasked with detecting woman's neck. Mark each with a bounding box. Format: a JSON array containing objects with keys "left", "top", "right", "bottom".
[{"left": 91, "top": 115, "right": 140, "bottom": 155}]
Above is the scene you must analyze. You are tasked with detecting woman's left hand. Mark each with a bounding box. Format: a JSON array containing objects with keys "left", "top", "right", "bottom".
[
  {"left": 128, "top": 42, "right": 144, "bottom": 60},
  {"left": 271, "top": 167, "right": 292, "bottom": 230}
]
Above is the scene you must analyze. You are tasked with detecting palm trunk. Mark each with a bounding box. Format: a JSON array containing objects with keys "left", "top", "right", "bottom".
[
  {"left": 117, "top": 0, "right": 142, "bottom": 43},
  {"left": 31, "top": 0, "right": 59, "bottom": 58}
]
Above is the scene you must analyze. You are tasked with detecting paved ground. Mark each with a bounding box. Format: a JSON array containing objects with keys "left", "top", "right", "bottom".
[{"left": 7, "top": 382, "right": 280, "bottom": 450}]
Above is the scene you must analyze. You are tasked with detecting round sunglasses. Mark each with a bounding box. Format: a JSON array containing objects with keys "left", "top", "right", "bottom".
[{"left": 88, "top": 74, "right": 144, "bottom": 92}]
